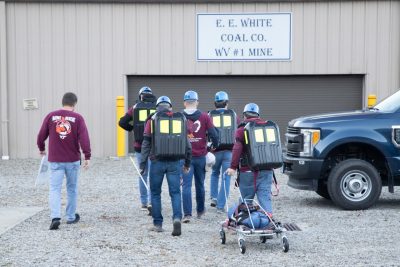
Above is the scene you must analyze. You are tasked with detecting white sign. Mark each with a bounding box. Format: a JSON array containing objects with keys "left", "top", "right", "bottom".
[
  {"left": 23, "top": 98, "right": 38, "bottom": 110},
  {"left": 197, "top": 13, "right": 292, "bottom": 61}
]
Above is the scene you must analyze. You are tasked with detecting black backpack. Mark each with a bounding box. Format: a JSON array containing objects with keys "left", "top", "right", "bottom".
[
  {"left": 152, "top": 111, "right": 187, "bottom": 159},
  {"left": 241, "top": 120, "right": 283, "bottom": 170},
  {"left": 208, "top": 109, "right": 237, "bottom": 150},
  {"left": 132, "top": 101, "right": 156, "bottom": 143}
]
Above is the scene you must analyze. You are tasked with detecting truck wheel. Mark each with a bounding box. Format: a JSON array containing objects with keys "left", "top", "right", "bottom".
[
  {"left": 315, "top": 181, "right": 331, "bottom": 200},
  {"left": 327, "top": 159, "right": 381, "bottom": 210}
]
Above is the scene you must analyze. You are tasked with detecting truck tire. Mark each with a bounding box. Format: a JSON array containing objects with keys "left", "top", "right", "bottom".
[
  {"left": 327, "top": 159, "right": 381, "bottom": 210},
  {"left": 315, "top": 181, "right": 331, "bottom": 200}
]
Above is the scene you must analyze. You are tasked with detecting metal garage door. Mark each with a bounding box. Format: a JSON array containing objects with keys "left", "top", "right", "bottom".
[{"left": 127, "top": 75, "right": 363, "bottom": 153}]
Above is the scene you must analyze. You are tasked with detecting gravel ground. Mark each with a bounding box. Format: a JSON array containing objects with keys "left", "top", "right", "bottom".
[{"left": 1, "top": 157, "right": 400, "bottom": 266}]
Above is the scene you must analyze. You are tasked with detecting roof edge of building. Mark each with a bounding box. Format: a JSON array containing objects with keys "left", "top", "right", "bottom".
[{"left": 1, "top": 0, "right": 380, "bottom": 3}]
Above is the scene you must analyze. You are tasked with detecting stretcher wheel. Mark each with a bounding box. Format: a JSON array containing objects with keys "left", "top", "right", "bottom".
[
  {"left": 238, "top": 239, "right": 246, "bottom": 254},
  {"left": 219, "top": 229, "right": 226, "bottom": 244},
  {"left": 282, "top": 236, "right": 289, "bottom": 253},
  {"left": 260, "top": 236, "right": 267, "bottom": 243}
]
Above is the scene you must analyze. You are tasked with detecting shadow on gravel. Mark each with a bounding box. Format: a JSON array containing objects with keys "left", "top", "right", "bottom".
[
  {"left": 297, "top": 197, "right": 338, "bottom": 210},
  {"left": 373, "top": 198, "right": 400, "bottom": 209},
  {"left": 298, "top": 196, "right": 400, "bottom": 210}
]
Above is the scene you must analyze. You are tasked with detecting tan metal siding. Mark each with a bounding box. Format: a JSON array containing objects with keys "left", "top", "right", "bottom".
[
  {"left": 0, "top": 2, "right": 4, "bottom": 156},
  {"left": 4, "top": 1, "right": 400, "bottom": 158}
]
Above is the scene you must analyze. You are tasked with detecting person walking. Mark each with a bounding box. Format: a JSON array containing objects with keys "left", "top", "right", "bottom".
[
  {"left": 140, "top": 96, "right": 192, "bottom": 236},
  {"left": 209, "top": 91, "right": 240, "bottom": 212},
  {"left": 226, "top": 103, "right": 273, "bottom": 215},
  {"left": 181, "top": 90, "right": 219, "bottom": 223},
  {"left": 119, "top": 86, "right": 156, "bottom": 212},
  {"left": 37, "top": 92, "right": 91, "bottom": 230}
]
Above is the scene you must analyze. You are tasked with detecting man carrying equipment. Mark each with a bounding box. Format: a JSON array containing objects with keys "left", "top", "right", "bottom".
[
  {"left": 209, "top": 91, "right": 240, "bottom": 212},
  {"left": 119, "top": 86, "right": 156, "bottom": 212},
  {"left": 226, "top": 103, "right": 282, "bottom": 216},
  {"left": 140, "top": 96, "right": 192, "bottom": 236}
]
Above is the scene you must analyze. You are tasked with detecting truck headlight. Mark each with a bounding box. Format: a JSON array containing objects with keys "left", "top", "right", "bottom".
[{"left": 300, "top": 129, "right": 320, "bottom": 157}]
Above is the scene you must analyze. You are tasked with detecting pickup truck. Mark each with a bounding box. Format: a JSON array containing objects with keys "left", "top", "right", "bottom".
[{"left": 283, "top": 90, "right": 400, "bottom": 210}]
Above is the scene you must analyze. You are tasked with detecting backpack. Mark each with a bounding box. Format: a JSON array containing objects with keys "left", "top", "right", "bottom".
[
  {"left": 152, "top": 111, "right": 187, "bottom": 159},
  {"left": 209, "top": 109, "right": 237, "bottom": 150},
  {"left": 241, "top": 120, "right": 283, "bottom": 170},
  {"left": 132, "top": 101, "right": 156, "bottom": 143}
]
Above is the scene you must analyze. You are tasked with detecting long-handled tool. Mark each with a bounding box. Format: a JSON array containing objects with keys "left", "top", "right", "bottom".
[{"left": 129, "top": 156, "right": 149, "bottom": 192}]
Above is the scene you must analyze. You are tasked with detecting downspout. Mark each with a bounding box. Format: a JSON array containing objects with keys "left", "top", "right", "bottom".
[{"left": 0, "top": 1, "right": 9, "bottom": 160}]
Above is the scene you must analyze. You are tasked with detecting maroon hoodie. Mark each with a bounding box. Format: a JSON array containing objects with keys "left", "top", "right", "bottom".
[
  {"left": 230, "top": 117, "right": 265, "bottom": 172},
  {"left": 183, "top": 110, "right": 218, "bottom": 157},
  {"left": 37, "top": 109, "right": 91, "bottom": 162}
]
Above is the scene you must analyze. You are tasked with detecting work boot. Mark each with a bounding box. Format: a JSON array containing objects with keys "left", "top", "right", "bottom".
[
  {"left": 172, "top": 219, "right": 182, "bottom": 236},
  {"left": 182, "top": 215, "right": 191, "bottom": 223},
  {"left": 49, "top": 218, "right": 61, "bottom": 230},
  {"left": 149, "top": 225, "right": 164, "bottom": 232},
  {"left": 67, "top": 213, "right": 80, "bottom": 224},
  {"left": 147, "top": 204, "right": 152, "bottom": 216}
]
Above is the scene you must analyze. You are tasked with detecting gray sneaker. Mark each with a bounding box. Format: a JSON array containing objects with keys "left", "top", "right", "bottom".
[
  {"left": 149, "top": 225, "right": 164, "bottom": 232},
  {"left": 182, "top": 215, "right": 192, "bottom": 223},
  {"left": 141, "top": 204, "right": 148, "bottom": 211},
  {"left": 216, "top": 208, "right": 225, "bottom": 214},
  {"left": 172, "top": 219, "right": 182, "bottom": 236}
]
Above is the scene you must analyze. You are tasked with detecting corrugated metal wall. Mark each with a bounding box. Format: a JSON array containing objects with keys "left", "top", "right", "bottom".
[{"left": 4, "top": 1, "right": 400, "bottom": 158}]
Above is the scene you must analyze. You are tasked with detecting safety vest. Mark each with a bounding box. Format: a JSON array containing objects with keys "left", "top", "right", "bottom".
[
  {"left": 242, "top": 120, "right": 283, "bottom": 170},
  {"left": 209, "top": 109, "right": 237, "bottom": 150},
  {"left": 152, "top": 111, "right": 187, "bottom": 159},
  {"left": 133, "top": 102, "right": 156, "bottom": 143}
]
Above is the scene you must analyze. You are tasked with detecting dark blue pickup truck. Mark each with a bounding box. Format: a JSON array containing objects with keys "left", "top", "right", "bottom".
[{"left": 283, "top": 90, "right": 400, "bottom": 210}]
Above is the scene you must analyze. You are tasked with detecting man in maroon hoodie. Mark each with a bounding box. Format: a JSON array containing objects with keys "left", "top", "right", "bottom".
[
  {"left": 37, "top": 92, "right": 91, "bottom": 230},
  {"left": 226, "top": 103, "right": 273, "bottom": 216},
  {"left": 181, "top": 90, "right": 219, "bottom": 223}
]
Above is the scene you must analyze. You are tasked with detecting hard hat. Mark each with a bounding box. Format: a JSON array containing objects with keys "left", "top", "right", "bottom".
[
  {"left": 156, "top": 96, "right": 172, "bottom": 107},
  {"left": 215, "top": 91, "right": 229, "bottom": 102},
  {"left": 243, "top": 103, "right": 260, "bottom": 116},
  {"left": 184, "top": 90, "right": 199, "bottom": 101},
  {"left": 138, "top": 86, "right": 152, "bottom": 95}
]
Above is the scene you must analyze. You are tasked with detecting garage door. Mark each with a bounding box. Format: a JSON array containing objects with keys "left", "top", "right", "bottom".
[{"left": 127, "top": 75, "right": 363, "bottom": 153}]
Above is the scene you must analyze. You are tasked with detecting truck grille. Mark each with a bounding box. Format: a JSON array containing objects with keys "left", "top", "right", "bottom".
[
  {"left": 287, "top": 127, "right": 301, "bottom": 134},
  {"left": 285, "top": 127, "right": 303, "bottom": 157}
]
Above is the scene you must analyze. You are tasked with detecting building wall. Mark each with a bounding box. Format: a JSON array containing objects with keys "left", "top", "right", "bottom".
[{"left": 4, "top": 1, "right": 400, "bottom": 158}]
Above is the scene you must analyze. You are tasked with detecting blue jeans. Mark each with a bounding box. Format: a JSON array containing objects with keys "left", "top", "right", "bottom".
[
  {"left": 238, "top": 170, "right": 273, "bottom": 214},
  {"left": 149, "top": 159, "right": 182, "bottom": 226},
  {"left": 49, "top": 161, "right": 80, "bottom": 221},
  {"left": 135, "top": 152, "right": 151, "bottom": 205},
  {"left": 210, "top": 151, "right": 232, "bottom": 209},
  {"left": 182, "top": 156, "right": 206, "bottom": 216}
]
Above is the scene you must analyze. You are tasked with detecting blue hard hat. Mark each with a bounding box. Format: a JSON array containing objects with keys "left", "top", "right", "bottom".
[
  {"left": 138, "top": 86, "right": 152, "bottom": 95},
  {"left": 184, "top": 90, "right": 199, "bottom": 101},
  {"left": 243, "top": 103, "right": 260, "bottom": 116},
  {"left": 215, "top": 91, "right": 229, "bottom": 102},
  {"left": 156, "top": 96, "right": 172, "bottom": 107}
]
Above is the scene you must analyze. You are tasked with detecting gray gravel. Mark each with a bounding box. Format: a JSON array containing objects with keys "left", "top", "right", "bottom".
[{"left": 1, "top": 157, "right": 400, "bottom": 266}]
